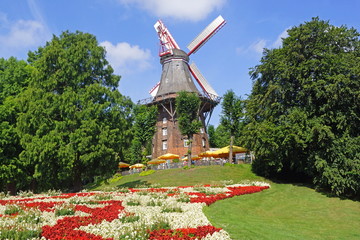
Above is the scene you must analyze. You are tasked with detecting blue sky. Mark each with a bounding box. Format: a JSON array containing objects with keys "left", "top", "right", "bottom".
[{"left": 1, "top": 0, "right": 359, "bottom": 125}]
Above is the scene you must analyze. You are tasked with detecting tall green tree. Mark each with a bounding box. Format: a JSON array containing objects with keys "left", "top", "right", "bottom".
[
  {"left": 244, "top": 17, "right": 360, "bottom": 197},
  {"left": 220, "top": 90, "right": 244, "bottom": 162},
  {"left": 0, "top": 57, "right": 30, "bottom": 194},
  {"left": 207, "top": 125, "right": 216, "bottom": 148},
  {"left": 130, "top": 104, "right": 157, "bottom": 164},
  {"left": 17, "top": 31, "right": 133, "bottom": 191},
  {"left": 175, "top": 91, "right": 202, "bottom": 166},
  {"left": 214, "top": 124, "right": 231, "bottom": 148},
  {"left": 207, "top": 124, "right": 231, "bottom": 148}
]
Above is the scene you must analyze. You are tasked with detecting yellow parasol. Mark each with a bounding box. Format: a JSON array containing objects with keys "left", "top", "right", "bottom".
[
  {"left": 130, "top": 163, "right": 145, "bottom": 169},
  {"left": 158, "top": 153, "right": 180, "bottom": 160},
  {"left": 147, "top": 159, "right": 166, "bottom": 165},
  {"left": 199, "top": 151, "right": 218, "bottom": 157},
  {"left": 212, "top": 146, "right": 248, "bottom": 158},
  {"left": 182, "top": 155, "right": 202, "bottom": 161},
  {"left": 118, "top": 162, "right": 130, "bottom": 168}
]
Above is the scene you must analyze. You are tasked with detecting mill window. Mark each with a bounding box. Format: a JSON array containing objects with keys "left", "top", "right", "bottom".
[
  {"left": 162, "top": 140, "right": 167, "bottom": 150},
  {"left": 184, "top": 139, "right": 189, "bottom": 147}
]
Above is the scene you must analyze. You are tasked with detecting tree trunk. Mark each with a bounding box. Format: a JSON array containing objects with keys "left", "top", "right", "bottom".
[
  {"left": 188, "top": 136, "right": 192, "bottom": 167},
  {"left": 229, "top": 135, "right": 234, "bottom": 163},
  {"left": 30, "top": 178, "right": 37, "bottom": 193},
  {"left": 6, "top": 181, "right": 16, "bottom": 196},
  {"left": 73, "top": 152, "right": 82, "bottom": 192}
]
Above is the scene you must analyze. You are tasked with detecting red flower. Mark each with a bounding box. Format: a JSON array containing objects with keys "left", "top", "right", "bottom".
[
  {"left": 149, "top": 225, "right": 222, "bottom": 239},
  {"left": 42, "top": 200, "right": 124, "bottom": 240}
]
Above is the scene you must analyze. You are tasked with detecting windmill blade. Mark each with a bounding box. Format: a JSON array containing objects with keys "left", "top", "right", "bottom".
[
  {"left": 189, "top": 62, "right": 218, "bottom": 99},
  {"left": 154, "top": 20, "right": 180, "bottom": 54},
  {"left": 187, "top": 15, "right": 226, "bottom": 56},
  {"left": 149, "top": 81, "right": 160, "bottom": 97}
]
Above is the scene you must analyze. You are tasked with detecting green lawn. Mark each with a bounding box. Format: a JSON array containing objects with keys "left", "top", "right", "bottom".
[
  {"left": 91, "top": 164, "right": 265, "bottom": 190},
  {"left": 90, "top": 165, "right": 360, "bottom": 240},
  {"left": 204, "top": 183, "right": 360, "bottom": 239}
]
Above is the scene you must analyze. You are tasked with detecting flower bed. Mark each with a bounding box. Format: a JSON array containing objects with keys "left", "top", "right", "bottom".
[{"left": 0, "top": 182, "right": 270, "bottom": 239}]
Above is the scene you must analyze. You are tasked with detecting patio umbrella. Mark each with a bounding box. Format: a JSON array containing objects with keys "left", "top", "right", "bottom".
[
  {"left": 130, "top": 163, "right": 145, "bottom": 169},
  {"left": 199, "top": 151, "right": 218, "bottom": 157},
  {"left": 147, "top": 159, "right": 166, "bottom": 165},
  {"left": 182, "top": 155, "right": 202, "bottom": 161},
  {"left": 212, "top": 145, "right": 248, "bottom": 158},
  {"left": 158, "top": 153, "right": 180, "bottom": 160},
  {"left": 118, "top": 162, "right": 130, "bottom": 168}
]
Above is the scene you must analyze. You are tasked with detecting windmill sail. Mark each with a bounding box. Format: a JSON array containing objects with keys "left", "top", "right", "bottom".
[
  {"left": 149, "top": 81, "right": 160, "bottom": 97},
  {"left": 187, "top": 15, "right": 226, "bottom": 55},
  {"left": 189, "top": 62, "right": 218, "bottom": 99},
  {"left": 154, "top": 20, "right": 180, "bottom": 56}
]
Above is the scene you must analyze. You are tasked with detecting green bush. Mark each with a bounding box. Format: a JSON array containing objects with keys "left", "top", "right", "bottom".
[
  {"left": 55, "top": 207, "right": 75, "bottom": 216},
  {"left": 0, "top": 229, "right": 41, "bottom": 240},
  {"left": 139, "top": 170, "right": 155, "bottom": 176},
  {"left": 150, "top": 218, "right": 171, "bottom": 231},
  {"left": 4, "top": 205, "right": 21, "bottom": 215},
  {"left": 161, "top": 206, "right": 183, "bottom": 213},
  {"left": 109, "top": 173, "right": 123, "bottom": 183},
  {"left": 120, "top": 214, "right": 140, "bottom": 223},
  {"left": 147, "top": 200, "right": 162, "bottom": 206},
  {"left": 126, "top": 200, "right": 141, "bottom": 206},
  {"left": 183, "top": 165, "right": 194, "bottom": 170},
  {"left": 17, "top": 210, "right": 41, "bottom": 224}
]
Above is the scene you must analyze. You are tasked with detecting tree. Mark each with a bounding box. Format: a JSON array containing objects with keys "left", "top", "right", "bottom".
[
  {"left": 175, "top": 91, "right": 202, "bottom": 166},
  {"left": 207, "top": 125, "right": 216, "bottom": 148},
  {"left": 130, "top": 104, "right": 157, "bottom": 164},
  {"left": 220, "top": 90, "right": 244, "bottom": 163},
  {"left": 207, "top": 124, "right": 231, "bottom": 148},
  {"left": 214, "top": 124, "right": 231, "bottom": 148},
  {"left": 17, "top": 31, "right": 133, "bottom": 191},
  {"left": 243, "top": 17, "right": 360, "bottom": 197},
  {"left": 0, "top": 57, "right": 30, "bottom": 194}
]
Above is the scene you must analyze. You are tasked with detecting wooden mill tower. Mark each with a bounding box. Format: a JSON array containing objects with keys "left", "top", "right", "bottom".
[{"left": 142, "top": 16, "right": 226, "bottom": 159}]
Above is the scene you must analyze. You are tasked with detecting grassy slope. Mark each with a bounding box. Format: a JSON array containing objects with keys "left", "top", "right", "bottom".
[
  {"left": 204, "top": 183, "right": 360, "bottom": 240},
  {"left": 92, "top": 165, "right": 264, "bottom": 189},
  {"left": 90, "top": 165, "right": 360, "bottom": 240}
]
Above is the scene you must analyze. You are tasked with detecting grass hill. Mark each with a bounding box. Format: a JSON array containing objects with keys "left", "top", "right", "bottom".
[{"left": 89, "top": 164, "right": 360, "bottom": 240}]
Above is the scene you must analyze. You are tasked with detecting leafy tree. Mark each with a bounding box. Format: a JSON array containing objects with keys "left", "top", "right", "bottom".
[
  {"left": 244, "top": 17, "right": 360, "bottom": 197},
  {"left": 0, "top": 57, "right": 30, "bottom": 194},
  {"left": 220, "top": 90, "right": 244, "bottom": 162},
  {"left": 207, "top": 125, "right": 216, "bottom": 148},
  {"left": 17, "top": 31, "right": 133, "bottom": 191},
  {"left": 207, "top": 124, "right": 231, "bottom": 148},
  {"left": 130, "top": 104, "right": 157, "bottom": 164},
  {"left": 214, "top": 124, "right": 231, "bottom": 148},
  {"left": 175, "top": 91, "right": 202, "bottom": 166}
]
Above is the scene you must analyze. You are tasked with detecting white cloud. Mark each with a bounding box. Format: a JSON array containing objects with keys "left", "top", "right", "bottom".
[
  {"left": 272, "top": 28, "right": 289, "bottom": 48},
  {"left": 250, "top": 39, "right": 267, "bottom": 54},
  {"left": 0, "top": 0, "right": 50, "bottom": 59},
  {"left": 27, "top": 0, "right": 46, "bottom": 24},
  {"left": 118, "top": 0, "right": 227, "bottom": 22},
  {"left": 235, "top": 40, "right": 267, "bottom": 56},
  {"left": 100, "top": 41, "right": 152, "bottom": 74},
  {"left": 236, "top": 28, "right": 290, "bottom": 56},
  {"left": 0, "top": 16, "right": 50, "bottom": 59}
]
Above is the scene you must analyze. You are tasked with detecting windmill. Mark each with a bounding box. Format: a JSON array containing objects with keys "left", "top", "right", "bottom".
[{"left": 141, "top": 15, "right": 226, "bottom": 159}]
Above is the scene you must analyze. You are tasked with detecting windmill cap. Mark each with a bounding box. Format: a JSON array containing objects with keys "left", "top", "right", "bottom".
[{"left": 160, "top": 49, "right": 189, "bottom": 64}]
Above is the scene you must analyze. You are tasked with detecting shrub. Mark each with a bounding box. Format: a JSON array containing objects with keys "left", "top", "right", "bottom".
[
  {"left": 139, "top": 170, "right": 155, "bottom": 176},
  {"left": 0, "top": 229, "right": 41, "bottom": 240},
  {"left": 4, "top": 205, "right": 21, "bottom": 215},
  {"left": 55, "top": 207, "right": 75, "bottom": 217}
]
